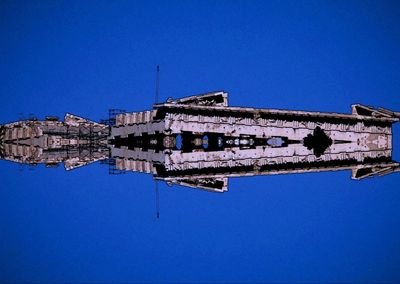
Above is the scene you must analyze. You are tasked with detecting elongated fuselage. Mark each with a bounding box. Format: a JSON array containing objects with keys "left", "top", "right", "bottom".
[{"left": 1, "top": 91, "right": 399, "bottom": 192}]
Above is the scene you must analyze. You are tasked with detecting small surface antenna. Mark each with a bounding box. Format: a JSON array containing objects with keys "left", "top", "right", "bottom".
[
  {"left": 154, "top": 65, "right": 160, "bottom": 219},
  {"left": 155, "top": 65, "right": 160, "bottom": 104},
  {"left": 155, "top": 180, "right": 160, "bottom": 219}
]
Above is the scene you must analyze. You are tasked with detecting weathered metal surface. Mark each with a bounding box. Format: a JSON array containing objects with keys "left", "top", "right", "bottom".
[
  {"left": 0, "top": 114, "right": 109, "bottom": 170},
  {"left": 1, "top": 91, "right": 398, "bottom": 192}
]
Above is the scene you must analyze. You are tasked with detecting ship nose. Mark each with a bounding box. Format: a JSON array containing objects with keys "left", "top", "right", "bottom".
[
  {"left": 0, "top": 125, "right": 5, "bottom": 158},
  {"left": 0, "top": 125, "right": 4, "bottom": 141}
]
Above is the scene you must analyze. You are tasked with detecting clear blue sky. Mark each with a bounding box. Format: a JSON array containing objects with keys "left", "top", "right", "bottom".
[{"left": 1, "top": 0, "right": 400, "bottom": 282}]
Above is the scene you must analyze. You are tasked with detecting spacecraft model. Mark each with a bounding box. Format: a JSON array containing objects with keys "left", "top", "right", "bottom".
[{"left": 1, "top": 91, "right": 399, "bottom": 192}]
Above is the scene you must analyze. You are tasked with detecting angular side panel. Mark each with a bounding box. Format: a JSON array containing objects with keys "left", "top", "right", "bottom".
[
  {"left": 64, "top": 113, "right": 107, "bottom": 127},
  {"left": 161, "top": 91, "right": 229, "bottom": 107},
  {"left": 165, "top": 177, "right": 228, "bottom": 193}
]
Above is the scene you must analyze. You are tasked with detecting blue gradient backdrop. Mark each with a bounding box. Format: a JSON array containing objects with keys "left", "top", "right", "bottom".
[{"left": 1, "top": 0, "right": 400, "bottom": 282}]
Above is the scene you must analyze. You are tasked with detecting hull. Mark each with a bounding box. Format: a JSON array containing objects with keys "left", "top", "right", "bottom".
[{"left": 1, "top": 91, "right": 399, "bottom": 192}]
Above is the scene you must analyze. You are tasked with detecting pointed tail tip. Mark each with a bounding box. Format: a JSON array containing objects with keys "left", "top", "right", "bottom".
[{"left": 0, "top": 125, "right": 4, "bottom": 143}]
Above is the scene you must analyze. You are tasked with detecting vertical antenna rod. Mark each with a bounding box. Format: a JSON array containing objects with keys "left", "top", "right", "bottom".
[
  {"left": 154, "top": 65, "right": 160, "bottom": 219},
  {"left": 155, "top": 65, "right": 160, "bottom": 104},
  {"left": 155, "top": 181, "right": 160, "bottom": 219}
]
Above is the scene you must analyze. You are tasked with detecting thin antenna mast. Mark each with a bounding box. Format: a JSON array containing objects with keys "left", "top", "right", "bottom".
[
  {"left": 154, "top": 65, "right": 160, "bottom": 219},
  {"left": 155, "top": 65, "right": 160, "bottom": 104},
  {"left": 155, "top": 181, "right": 160, "bottom": 219}
]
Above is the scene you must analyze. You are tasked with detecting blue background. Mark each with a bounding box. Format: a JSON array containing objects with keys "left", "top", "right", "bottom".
[{"left": 1, "top": 0, "right": 400, "bottom": 282}]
